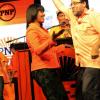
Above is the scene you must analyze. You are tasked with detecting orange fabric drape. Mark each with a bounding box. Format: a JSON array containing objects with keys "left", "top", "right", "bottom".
[
  {"left": 8, "top": 50, "right": 32, "bottom": 100},
  {"left": 4, "top": 84, "right": 15, "bottom": 100},
  {"left": 33, "top": 80, "right": 46, "bottom": 100}
]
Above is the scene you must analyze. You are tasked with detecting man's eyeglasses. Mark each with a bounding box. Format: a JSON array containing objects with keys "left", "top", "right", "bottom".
[{"left": 71, "top": 2, "right": 81, "bottom": 6}]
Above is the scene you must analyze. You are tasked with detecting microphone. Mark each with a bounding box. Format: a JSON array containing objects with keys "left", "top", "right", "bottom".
[
  {"left": 47, "top": 24, "right": 61, "bottom": 30},
  {"left": 47, "top": 21, "right": 69, "bottom": 30},
  {"left": 60, "top": 22, "right": 66, "bottom": 25},
  {"left": 60, "top": 20, "right": 70, "bottom": 26}
]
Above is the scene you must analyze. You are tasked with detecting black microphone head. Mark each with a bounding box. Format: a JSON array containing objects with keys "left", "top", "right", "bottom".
[
  {"left": 60, "top": 19, "right": 70, "bottom": 26},
  {"left": 60, "top": 22, "right": 66, "bottom": 26}
]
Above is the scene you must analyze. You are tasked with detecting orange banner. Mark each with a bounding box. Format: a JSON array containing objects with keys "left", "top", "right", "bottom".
[{"left": 0, "top": 0, "right": 34, "bottom": 26}]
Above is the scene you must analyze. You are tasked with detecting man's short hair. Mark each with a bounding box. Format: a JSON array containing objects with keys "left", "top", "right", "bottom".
[
  {"left": 72, "top": 0, "right": 89, "bottom": 9},
  {"left": 80, "top": 0, "right": 87, "bottom": 2},
  {"left": 57, "top": 11, "right": 64, "bottom": 16}
]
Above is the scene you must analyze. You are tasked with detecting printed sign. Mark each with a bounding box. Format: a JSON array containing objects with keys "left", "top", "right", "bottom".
[{"left": 0, "top": 0, "right": 33, "bottom": 26}]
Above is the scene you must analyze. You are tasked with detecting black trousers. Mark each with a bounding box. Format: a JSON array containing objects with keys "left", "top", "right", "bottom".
[
  {"left": 75, "top": 67, "right": 84, "bottom": 100},
  {"left": 83, "top": 68, "right": 100, "bottom": 100},
  {"left": 31, "top": 68, "right": 68, "bottom": 100},
  {"left": 0, "top": 76, "right": 4, "bottom": 100},
  {"left": 76, "top": 67, "right": 100, "bottom": 100}
]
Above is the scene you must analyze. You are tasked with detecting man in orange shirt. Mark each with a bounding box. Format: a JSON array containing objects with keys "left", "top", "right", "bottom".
[
  {"left": 49, "top": 11, "right": 75, "bottom": 80},
  {"left": 49, "top": 11, "right": 71, "bottom": 39}
]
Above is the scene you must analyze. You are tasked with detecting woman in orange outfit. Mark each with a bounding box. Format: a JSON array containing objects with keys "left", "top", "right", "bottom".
[
  {"left": 26, "top": 4, "right": 68, "bottom": 100},
  {"left": 0, "top": 52, "right": 9, "bottom": 100},
  {"left": 0, "top": 52, "right": 15, "bottom": 100}
]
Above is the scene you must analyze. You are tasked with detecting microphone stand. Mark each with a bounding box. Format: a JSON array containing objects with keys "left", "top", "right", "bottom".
[
  {"left": 47, "top": 22, "right": 66, "bottom": 30},
  {"left": 6, "top": 25, "right": 57, "bottom": 43},
  {"left": 47, "top": 24, "right": 61, "bottom": 30},
  {"left": 6, "top": 36, "right": 26, "bottom": 43},
  {"left": 6, "top": 22, "right": 68, "bottom": 43}
]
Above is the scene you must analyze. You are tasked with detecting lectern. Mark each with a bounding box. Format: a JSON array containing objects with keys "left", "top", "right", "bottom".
[{"left": 9, "top": 42, "right": 32, "bottom": 100}]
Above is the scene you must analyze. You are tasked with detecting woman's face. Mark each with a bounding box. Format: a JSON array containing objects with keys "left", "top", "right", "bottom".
[{"left": 36, "top": 10, "right": 45, "bottom": 23}]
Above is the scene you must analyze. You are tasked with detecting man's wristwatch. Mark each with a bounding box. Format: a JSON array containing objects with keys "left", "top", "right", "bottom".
[{"left": 91, "top": 55, "right": 99, "bottom": 59}]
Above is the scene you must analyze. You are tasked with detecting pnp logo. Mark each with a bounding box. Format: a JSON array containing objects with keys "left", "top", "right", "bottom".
[{"left": 0, "top": 3, "right": 16, "bottom": 21}]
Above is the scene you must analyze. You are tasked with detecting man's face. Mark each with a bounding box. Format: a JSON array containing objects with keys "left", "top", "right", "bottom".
[
  {"left": 57, "top": 12, "right": 66, "bottom": 23},
  {"left": 71, "top": 0, "right": 86, "bottom": 17}
]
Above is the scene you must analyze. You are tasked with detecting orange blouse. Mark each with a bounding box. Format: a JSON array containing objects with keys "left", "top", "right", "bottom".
[{"left": 26, "top": 23, "right": 65, "bottom": 71}]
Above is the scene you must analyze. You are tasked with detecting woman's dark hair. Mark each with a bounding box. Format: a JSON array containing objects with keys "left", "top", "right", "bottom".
[
  {"left": 26, "top": 4, "right": 44, "bottom": 28},
  {"left": 80, "top": 0, "right": 89, "bottom": 9}
]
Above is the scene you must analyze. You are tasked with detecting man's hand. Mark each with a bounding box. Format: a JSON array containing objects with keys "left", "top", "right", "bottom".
[
  {"left": 52, "top": 29, "right": 65, "bottom": 40},
  {"left": 91, "top": 55, "right": 99, "bottom": 59}
]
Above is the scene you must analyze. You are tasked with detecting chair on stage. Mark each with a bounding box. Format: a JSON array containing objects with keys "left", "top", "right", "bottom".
[
  {"left": 61, "top": 47, "right": 76, "bottom": 100},
  {"left": 56, "top": 38, "right": 76, "bottom": 100}
]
